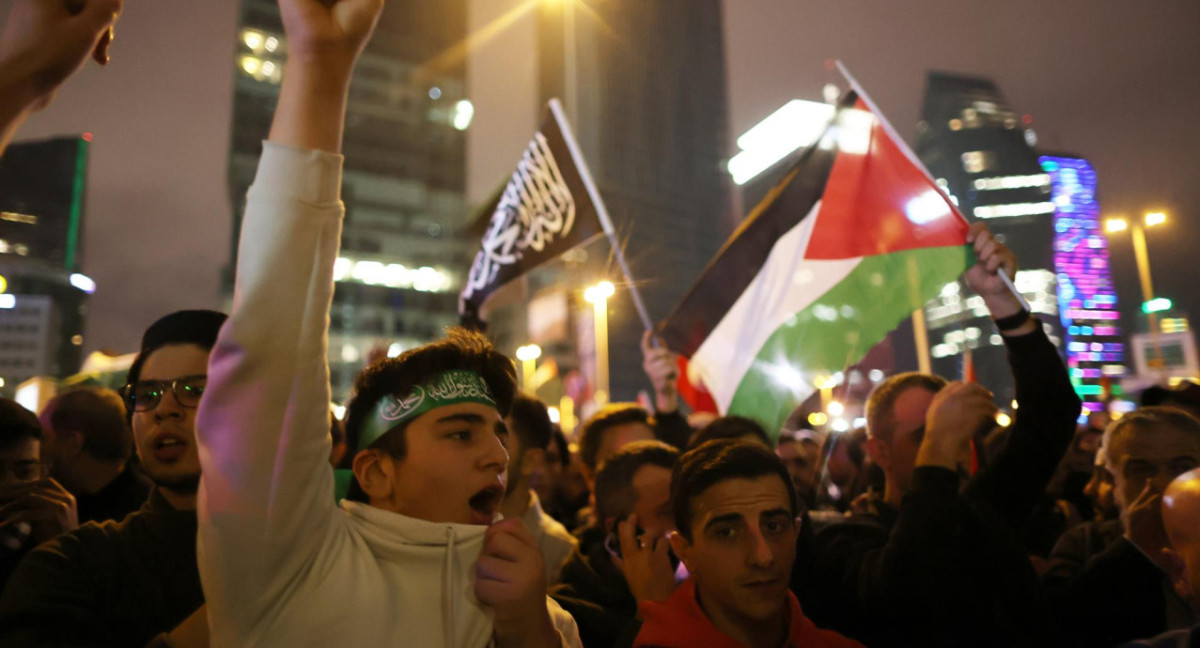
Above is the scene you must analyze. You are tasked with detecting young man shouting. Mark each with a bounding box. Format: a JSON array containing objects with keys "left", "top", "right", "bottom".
[{"left": 194, "top": 0, "right": 580, "bottom": 645}]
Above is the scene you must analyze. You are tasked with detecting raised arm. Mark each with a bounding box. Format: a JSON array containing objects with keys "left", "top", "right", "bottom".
[
  {"left": 0, "top": 0, "right": 121, "bottom": 155},
  {"left": 195, "top": 0, "right": 381, "bottom": 640}
]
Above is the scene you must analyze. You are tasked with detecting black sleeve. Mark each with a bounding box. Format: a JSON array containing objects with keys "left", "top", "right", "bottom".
[
  {"left": 0, "top": 534, "right": 109, "bottom": 645},
  {"left": 1053, "top": 538, "right": 1169, "bottom": 647},
  {"left": 652, "top": 409, "right": 691, "bottom": 451},
  {"left": 803, "top": 467, "right": 969, "bottom": 644},
  {"left": 966, "top": 323, "right": 1081, "bottom": 532}
]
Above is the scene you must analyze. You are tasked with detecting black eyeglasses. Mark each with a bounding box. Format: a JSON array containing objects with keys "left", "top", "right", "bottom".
[{"left": 122, "top": 375, "right": 207, "bottom": 412}]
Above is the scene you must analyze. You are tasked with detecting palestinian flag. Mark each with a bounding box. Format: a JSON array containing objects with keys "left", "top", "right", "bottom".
[{"left": 659, "top": 90, "right": 971, "bottom": 435}]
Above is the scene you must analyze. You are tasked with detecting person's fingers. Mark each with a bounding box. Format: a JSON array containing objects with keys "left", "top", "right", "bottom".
[
  {"left": 998, "top": 246, "right": 1017, "bottom": 276},
  {"left": 617, "top": 515, "right": 641, "bottom": 557},
  {"left": 475, "top": 554, "right": 520, "bottom": 583},
  {"left": 641, "top": 330, "right": 654, "bottom": 354},
  {"left": 92, "top": 24, "right": 113, "bottom": 64},
  {"left": 966, "top": 220, "right": 988, "bottom": 244},
  {"left": 486, "top": 517, "right": 536, "bottom": 548},
  {"left": 481, "top": 531, "right": 528, "bottom": 564},
  {"left": 977, "top": 238, "right": 998, "bottom": 264},
  {"left": 972, "top": 227, "right": 992, "bottom": 254}
]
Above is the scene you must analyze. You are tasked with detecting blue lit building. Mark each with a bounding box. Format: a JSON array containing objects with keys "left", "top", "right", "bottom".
[{"left": 1040, "top": 155, "right": 1125, "bottom": 410}]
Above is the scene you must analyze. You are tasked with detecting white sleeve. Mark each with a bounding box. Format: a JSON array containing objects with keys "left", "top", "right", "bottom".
[
  {"left": 195, "top": 141, "right": 344, "bottom": 636},
  {"left": 547, "top": 596, "right": 584, "bottom": 648}
]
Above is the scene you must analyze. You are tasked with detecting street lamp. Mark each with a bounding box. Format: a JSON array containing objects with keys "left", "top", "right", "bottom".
[
  {"left": 515, "top": 344, "right": 542, "bottom": 392},
  {"left": 584, "top": 280, "right": 615, "bottom": 406},
  {"left": 1105, "top": 211, "right": 1167, "bottom": 369}
]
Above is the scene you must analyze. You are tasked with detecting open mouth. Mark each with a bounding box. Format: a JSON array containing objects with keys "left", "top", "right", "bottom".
[
  {"left": 151, "top": 434, "right": 188, "bottom": 461},
  {"left": 467, "top": 485, "right": 503, "bottom": 524}
]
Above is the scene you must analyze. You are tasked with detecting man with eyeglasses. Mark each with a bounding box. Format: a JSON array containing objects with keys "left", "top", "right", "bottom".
[
  {"left": 0, "top": 309, "right": 225, "bottom": 648},
  {"left": 0, "top": 398, "right": 78, "bottom": 592}
]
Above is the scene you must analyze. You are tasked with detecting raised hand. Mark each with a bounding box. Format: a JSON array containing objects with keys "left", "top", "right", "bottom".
[
  {"left": 0, "top": 0, "right": 122, "bottom": 109},
  {"left": 268, "top": 0, "right": 384, "bottom": 153},
  {"left": 278, "top": 0, "right": 383, "bottom": 69},
  {"left": 474, "top": 518, "right": 560, "bottom": 647},
  {"left": 964, "top": 222, "right": 1030, "bottom": 327},
  {"left": 917, "top": 381, "right": 997, "bottom": 472},
  {"left": 641, "top": 331, "right": 679, "bottom": 413},
  {"left": 613, "top": 513, "right": 676, "bottom": 604}
]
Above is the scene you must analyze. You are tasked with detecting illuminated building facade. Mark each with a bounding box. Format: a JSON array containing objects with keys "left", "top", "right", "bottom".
[
  {"left": 227, "top": 0, "right": 472, "bottom": 400},
  {"left": 915, "top": 72, "right": 1063, "bottom": 403},
  {"left": 1039, "top": 155, "right": 1125, "bottom": 410},
  {"left": 0, "top": 136, "right": 94, "bottom": 390}
]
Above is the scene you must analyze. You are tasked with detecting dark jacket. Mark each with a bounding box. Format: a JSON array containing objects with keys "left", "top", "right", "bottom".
[
  {"left": 0, "top": 489, "right": 204, "bottom": 647},
  {"left": 551, "top": 525, "right": 642, "bottom": 648},
  {"left": 1054, "top": 537, "right": 1197, "bottom": 647},
  {"left": 794, "top": 325, "right": 1080, "bottom": 647},
  {"left": 1041, "top": 518, "right": 1122, "bottom": 589},
  {"left": 75, "top": 463, "right": 153, "bottom": 525}
]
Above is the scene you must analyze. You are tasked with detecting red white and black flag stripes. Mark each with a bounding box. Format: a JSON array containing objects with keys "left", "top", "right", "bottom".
[
  {"left": 657, "top": 93, "right": 851, "bottom": 358},
  {"left": 458, "top": 100, "right": 605, "bottom": 325}
]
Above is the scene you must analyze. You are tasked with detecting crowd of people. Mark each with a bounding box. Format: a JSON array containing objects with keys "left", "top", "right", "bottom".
[{"left": 1, "top": 1, "right": 1199, "bottom": 646}]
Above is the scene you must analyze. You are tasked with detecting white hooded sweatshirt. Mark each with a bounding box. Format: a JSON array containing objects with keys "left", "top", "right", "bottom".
[{"left": 196, "top": 143, "right": 582, "bottom": 647}]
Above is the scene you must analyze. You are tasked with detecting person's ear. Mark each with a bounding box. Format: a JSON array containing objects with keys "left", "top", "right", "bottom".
[
  {"left": 668, "top": 530, "right": 693, "bottom": 572},
  {"left": 59, "top": 429, "right": 86, "bottom": 460},
  {"left": 866, "top": 436, "right": 891, "bottom": 471},
  {"left": 520, "top": 448, "right": 545, "bottom": 480},
  {"left": 352, "top": 450, "right": 394, "bottom": 501}
]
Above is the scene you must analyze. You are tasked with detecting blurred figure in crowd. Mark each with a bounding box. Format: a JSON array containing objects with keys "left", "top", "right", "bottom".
[
  {"left": 796, "top": 223, "right": 1080, "bottom": 647},
  {"left": 689, "top": 415, "right": 771, "bottom": 450},
  {"left": 1121, "top": 467, "right": 1200, "bottom": 647},
  {"left": 553, "top": 441, "right": 680, "bottom": 648},
  {"left": 0, "top": 399, "right": 77, "bottom": 591},
  {"left": 775, "top": 429, "right": 820, "bottom": 511},
  {"left": 1054, "top": 407, "right": 1200, "bottom": 646},
  {"left": 0, "top": 309, "right": 225, "bottom": 647},
  {"left": 38, "top": 387, "right": 151, "bottom": 524},
  {"left": 499, "top": 394, "right": 577, "bottom": 586}
]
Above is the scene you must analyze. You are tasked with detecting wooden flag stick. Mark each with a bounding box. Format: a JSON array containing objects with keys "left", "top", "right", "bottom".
[{"left": 548, "top": 98, "right": 656, "bottom": 332}]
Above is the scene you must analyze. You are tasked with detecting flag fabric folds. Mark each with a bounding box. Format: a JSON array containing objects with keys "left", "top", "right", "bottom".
[
  {"left": 459, "top": 101, "right": 604, "bottom": 323},
  {"left": 659, "top": 92, "right": 972, "bottom": 435}
]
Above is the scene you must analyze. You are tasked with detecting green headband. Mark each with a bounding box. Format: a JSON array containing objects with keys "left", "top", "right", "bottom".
[{"left": 357, "top": 370, "right": 498, "bottom": 451}]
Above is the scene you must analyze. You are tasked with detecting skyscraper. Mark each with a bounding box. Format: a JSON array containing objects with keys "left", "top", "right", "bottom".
[
  {"left": 0, "top": 136, "right": 93, "bottom": 390},
  {"left": 530, "top": 0, "right": 732, "bottom": 404},
  {"left": 1040, "top": 155, "right": 1126, "bottom": 411},
  {"left": 227, "top": 0, "right": 472, "bottom": 400},
  {"left": 915, "top": 71, "right": 1063, "bottom": 404}
]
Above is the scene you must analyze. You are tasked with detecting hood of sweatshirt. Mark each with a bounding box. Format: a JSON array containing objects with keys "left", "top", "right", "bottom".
[{"left": 339, "top": 500, "right": 496, "bottom": 647}]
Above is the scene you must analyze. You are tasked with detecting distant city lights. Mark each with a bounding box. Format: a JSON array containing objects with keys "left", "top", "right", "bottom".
[{"left": 332, "top": 256, "right": 453, "bottom": 293}]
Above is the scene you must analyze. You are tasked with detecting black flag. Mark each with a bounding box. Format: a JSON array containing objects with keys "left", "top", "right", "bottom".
[{"left": 459, "top": 100, "right": 604, "bottom": 325}]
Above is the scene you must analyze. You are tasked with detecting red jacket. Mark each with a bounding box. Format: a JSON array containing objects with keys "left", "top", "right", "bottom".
[{"left": 634, "top": 578, "right": 864, "bottom": 648}]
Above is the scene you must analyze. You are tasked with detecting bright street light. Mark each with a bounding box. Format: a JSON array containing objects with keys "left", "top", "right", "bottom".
[
  {"left": 584, "top": 281, "right": 615, "bottom": 406},
  {"left": 1105, "top": 211, "right": 1167, "bottom": 370},
  {"left": 827, "top": 400, "right": 845, "bottom": 417},
  {"left": 516, "top": 344, "right": 542, "bottom": 392},
  {"left": 515, "top": 344, "right": 542, "bottom": 363},
  {"left": 583, "top": 280, "right": 615, "bottom": 304},
  {"left": 1104, "top": 218, "right": 1128, "bottom": 233}
]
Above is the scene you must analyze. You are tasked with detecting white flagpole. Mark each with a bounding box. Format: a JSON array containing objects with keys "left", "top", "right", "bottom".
[
  {"left": 833, "top": 61, "right": 1029, "bottom": 312},
  {"left": 548, "top": 98, "right": 656, "bottom": 332}
]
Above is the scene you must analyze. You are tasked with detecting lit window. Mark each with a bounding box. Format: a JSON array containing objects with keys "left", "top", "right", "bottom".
[{"left": 961, "top": 151, "right": 995, "bottom": 174}]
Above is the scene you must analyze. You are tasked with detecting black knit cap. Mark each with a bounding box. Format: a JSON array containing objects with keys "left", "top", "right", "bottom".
[{"left": 125, "top": 310, "right": 228, "bottom": 388}]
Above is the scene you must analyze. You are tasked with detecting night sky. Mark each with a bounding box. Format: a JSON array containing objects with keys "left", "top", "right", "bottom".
[
  {"left": 5, "top": 0, "right": 1197, "bottom": 372},
  {"left": 724, "top": 0, "right": 1200, "bottom": 370}
]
